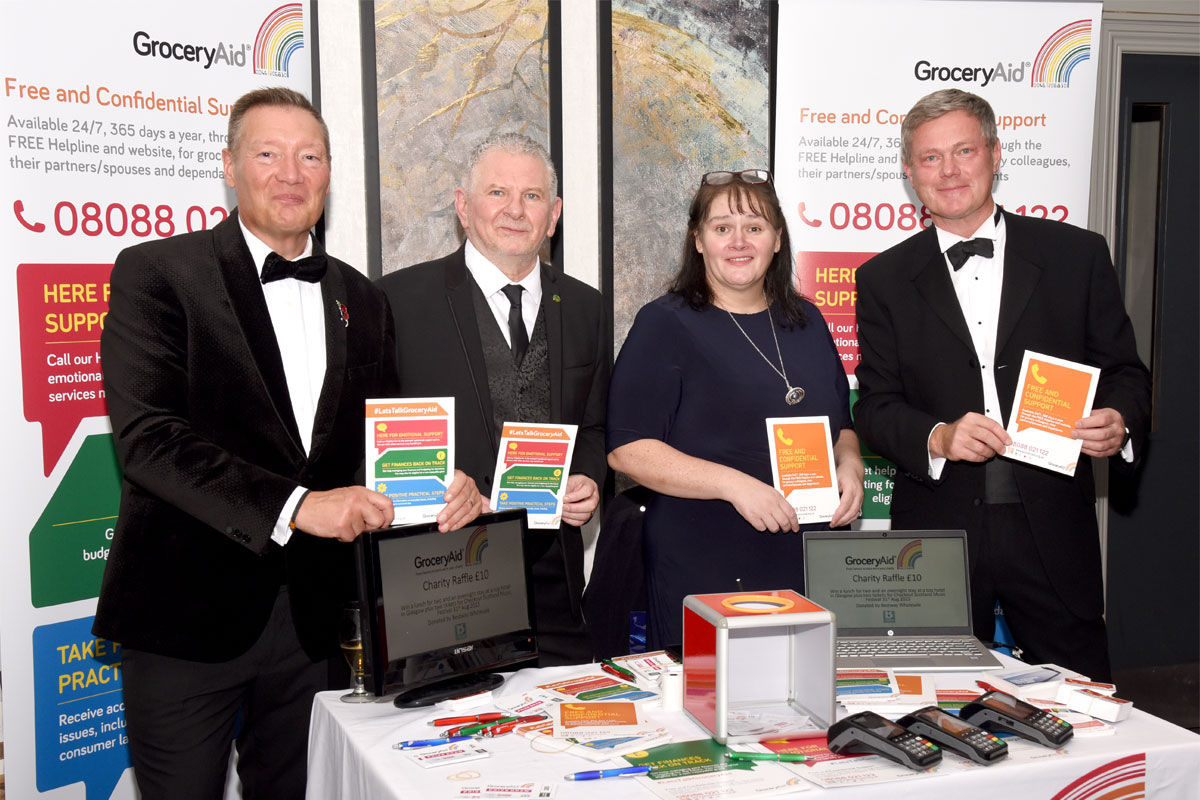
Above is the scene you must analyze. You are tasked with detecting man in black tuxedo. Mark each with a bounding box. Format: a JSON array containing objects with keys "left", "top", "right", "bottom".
[
  {"left": 854, "top": 90, "right": 1149, "bottom": 681},
  {"left": 95, "top": 88, "right": 479, "bottom": 799},
  {"left": 378, "top": 133, "right": 608, "bottom": 666}
]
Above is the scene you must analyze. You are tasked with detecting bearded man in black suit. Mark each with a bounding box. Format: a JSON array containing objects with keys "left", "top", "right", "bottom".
[
  {"left": 95, "top": 87, "right": 480, "bottom": 800},
  {"left": 854, "top": 89, "right": 1150, "bottom": 681},
  {"left": 378, "top": 133, "right": 608, "bottom": 666}
]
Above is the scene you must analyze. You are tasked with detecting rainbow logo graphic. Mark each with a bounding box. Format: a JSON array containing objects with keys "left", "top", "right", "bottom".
[
  {"left": 896, "top": 540, "right": 923, "bottom": 569},
  {"left": 1031, "top": 19, "right": 1092, "bottom": 88},
  {"left": 254, "top": 4, "right": 305, "bottom": 78},
  {"left": 465, "top": 526, "right": 489, "bottom": 566},
  {"left": 1051, "top": 753, "right": 1145, "bottom": 800}
]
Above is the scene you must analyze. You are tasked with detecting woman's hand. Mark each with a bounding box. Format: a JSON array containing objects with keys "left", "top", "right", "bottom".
[
  {"left": 728, "top": 473, "right": 800, "bottom": 533},
  {"left": 829, "top": 429, "right": 865, "bottom": 528},
  {"left": 610, "top": 439, "right": 797, "bottom": 532}
]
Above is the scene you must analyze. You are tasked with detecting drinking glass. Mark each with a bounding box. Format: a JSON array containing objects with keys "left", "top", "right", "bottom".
[{"left": 339, "top": 604, "right": 373, "bottom": 703}]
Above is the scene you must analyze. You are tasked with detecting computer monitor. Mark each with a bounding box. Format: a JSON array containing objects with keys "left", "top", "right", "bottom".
[{"left": 354, "top": 509, "right": 538, "bottom": 706}]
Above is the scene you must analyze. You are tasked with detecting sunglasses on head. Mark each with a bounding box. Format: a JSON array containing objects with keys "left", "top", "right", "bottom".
[{"left": 700, "top": 169, "right": 772, "bottom": 187}]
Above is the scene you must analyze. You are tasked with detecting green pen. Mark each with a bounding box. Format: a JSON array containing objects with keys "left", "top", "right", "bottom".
[
  {"left": 726, "top": 751, "right": 808, "bottom": 763},
  {"left": 444, "top": 717, "right": 516, "bottom": 737},
  {"left": 601, "top": 659, "right": 637, "bottom": 681}
]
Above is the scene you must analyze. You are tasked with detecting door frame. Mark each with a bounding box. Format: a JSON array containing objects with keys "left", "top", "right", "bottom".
[{"left": 1088, "top": 10, "right": 1199, "bottom": 591}]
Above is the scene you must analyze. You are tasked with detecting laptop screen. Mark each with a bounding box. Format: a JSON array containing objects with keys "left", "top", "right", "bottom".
[{"left": 803, "top": 531, "right": 973, "bottom": 635}]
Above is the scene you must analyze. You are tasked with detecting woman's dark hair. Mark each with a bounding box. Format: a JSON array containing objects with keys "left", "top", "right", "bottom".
[{"left": 667, "top": 179, "right": 807, "bottom": 327}]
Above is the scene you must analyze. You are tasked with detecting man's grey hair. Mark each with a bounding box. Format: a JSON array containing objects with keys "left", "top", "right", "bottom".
[
  {"left": 900, "top": 89, "right": 998, "bottom": 167},
  {"left": 462, "top": 132, "right": 558, "bottom": 199}
]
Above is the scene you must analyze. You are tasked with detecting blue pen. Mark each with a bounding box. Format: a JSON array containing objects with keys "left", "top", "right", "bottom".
[
  {"left": 393, "top": 735, "right": 474, "bottom": 750},
  {"left": 564, "top": 765, "right": 654, "bottom": 781}
]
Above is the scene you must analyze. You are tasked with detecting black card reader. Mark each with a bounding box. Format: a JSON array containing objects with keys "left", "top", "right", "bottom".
[
  {"left": 896, "top": 705, "right": 1008, "bottom": 765},
  {"left": 826, "top": 710, "right": 942, "bottom": 770}
]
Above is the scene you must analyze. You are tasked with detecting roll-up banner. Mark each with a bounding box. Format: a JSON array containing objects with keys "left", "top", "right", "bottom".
[
  {"left": 775, "top": 0, "right": 1102, "bottom": 519},
  {"left": 0, "top": 3, "right": 311, "bottom": 797}
]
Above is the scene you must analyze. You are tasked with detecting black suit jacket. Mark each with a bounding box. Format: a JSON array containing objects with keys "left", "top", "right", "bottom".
[
  {"left": 94, "top": 211, "right": 397, "bottom": 662},
  {"left": 377, "top": 245, "right": 607, "bottom": 493},
  {"left": 377, "top": 246, "right": 608, "bottom": 616},
  {"left": 854, "top": 212, "right": 1150, "bottom": 618}
]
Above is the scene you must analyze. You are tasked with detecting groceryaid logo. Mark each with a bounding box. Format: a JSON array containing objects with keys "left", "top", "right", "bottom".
[
  {"left": 464, "top": 526, "right": 489, "bottom": 566},
  {"left": 131, "top": 30, "right": 250, "bottom": 70},
  {"left": 1031, "top": 19, "right": 1092, "bottom": 88},
  {"left": 897, "top": 540, "right": 923, "bottom": 570},
  {"left": 254, "top": 4, "right": 305, "bottom": 77},
  {"left": 912, "top": 59, "right": 1028, "bottom": 88}
]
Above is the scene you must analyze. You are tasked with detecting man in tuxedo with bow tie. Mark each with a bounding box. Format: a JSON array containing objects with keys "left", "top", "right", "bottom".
[
  {"left": 95, "top": 88, "right": 479, "bottom": 799},
  {"left": 854, "top": 90, "right": 1150, "bottom": 681}
]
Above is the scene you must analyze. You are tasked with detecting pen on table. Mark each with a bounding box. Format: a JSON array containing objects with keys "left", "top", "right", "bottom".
[
  {"left": 429, "top": 712, "right": 508, "bottom": 727},
  {"left": 564, "top": 765, "right": 654, "bottom": 781},
  {"left": 476, "top": 714, "right": 547, "bottom": 737},
  {"left": 726, "top": 751, "right": 808, "bottom": 763},
  {"left": 443, "top": 718, "right": 514, "bottom": 737},
  {"left": 393, "top": 735, "right": 474, "bottom": 750},
  {"left": 601, "top": 659, "right": 637, "bottom": 681}
]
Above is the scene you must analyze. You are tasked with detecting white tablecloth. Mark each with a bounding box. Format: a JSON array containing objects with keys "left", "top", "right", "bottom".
[{"left": 307, "top": 662, "right": 1200, "bottom": 799}]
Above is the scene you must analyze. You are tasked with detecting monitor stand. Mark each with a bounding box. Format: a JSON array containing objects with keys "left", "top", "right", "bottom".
[{"left": 392, "top": 672, "right": 505, "bottom": 709}]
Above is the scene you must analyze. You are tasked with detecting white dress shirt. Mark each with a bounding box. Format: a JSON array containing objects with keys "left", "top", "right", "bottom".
[
  {"left": 239, "top": 221, "right": 327, "bottom": 545},
  {"left": 928, "top": 210, "right": 1006, "bottom": 480},
  {"left": 463, "top": 239, "right": 542, "bottom": 343}
]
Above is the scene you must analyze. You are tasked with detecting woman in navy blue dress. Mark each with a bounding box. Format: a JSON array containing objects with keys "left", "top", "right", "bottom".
[{"left": 607, "top": 170, "right": 864, "bottom": 649}]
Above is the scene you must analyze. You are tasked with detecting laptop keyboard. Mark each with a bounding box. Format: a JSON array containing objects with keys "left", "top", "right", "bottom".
[{"left": 838, "top": 638, "right": 984, "bottom": 658}]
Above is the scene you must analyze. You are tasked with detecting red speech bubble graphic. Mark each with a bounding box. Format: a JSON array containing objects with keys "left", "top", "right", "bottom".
[
  {"left": 502, "top": 440, "right": 569, "bottom": 467},
  {"left": 794, "top": 250, "right": 875, "bottom": 376},
  {"left": 373, "top": 418, "right": 448, "bottom": 454},
  {"left": 17, "top": 264, "right": 112, "bottom": 476}
]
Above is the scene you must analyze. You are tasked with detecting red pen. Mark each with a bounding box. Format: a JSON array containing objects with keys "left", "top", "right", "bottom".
[
  {"left": 600, "top": 663, "right": 634, "bottom": 682},
  {"left": 477, "top": 715, "right": 547, "bottom": 737},
  {"left": 429, "top": 712, "right": 508, "bottom": 727}
]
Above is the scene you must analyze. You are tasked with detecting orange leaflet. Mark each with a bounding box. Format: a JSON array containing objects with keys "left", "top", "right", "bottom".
[
  {"left": 772, "top": 422, "right": 833, "bottom": 490},
  {"left": 1015, "top": 359, "right": 1094, "bottom": 434}
]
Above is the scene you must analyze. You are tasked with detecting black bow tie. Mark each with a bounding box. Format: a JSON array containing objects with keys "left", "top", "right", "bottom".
[
  {"left": 945, "top": 238, "right": 994, "bottom": 271},
  {"left": 261, "top": 251, "right": 327, "bottom": 284}
]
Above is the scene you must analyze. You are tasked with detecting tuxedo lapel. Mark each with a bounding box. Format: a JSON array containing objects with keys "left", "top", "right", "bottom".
[
  {"left": 909, "top": 230, "right": 974, "bottom": 352},
  {"left": 213, "top": 212, "right": 304, "bottom": 454},
  {"left": 540, "top": 265, "right": 563, "bottom": 419},
  {"left": 996, "top": 213, "right": 1043, "bottom": 359},
  {"left": 444, "top": 249, "right": 496, "bottom": 445},
  {"left": 309, "top": 240, "right": 347, "bottom": 462}
]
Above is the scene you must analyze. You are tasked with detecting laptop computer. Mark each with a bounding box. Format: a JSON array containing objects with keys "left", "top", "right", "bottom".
[{"left": 802, "top": 530, "right": 1002, "bottom": 671}]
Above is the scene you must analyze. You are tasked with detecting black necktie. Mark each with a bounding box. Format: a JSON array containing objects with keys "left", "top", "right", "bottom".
[
  {"left": 501, "top": 284, "right": 528, "bottom": 365},
  {"left": 945, "top": 238, "right": 994, "bottom": 271},
  {"left": 261, "top": 251, "right": 327, "bottom": 284}
]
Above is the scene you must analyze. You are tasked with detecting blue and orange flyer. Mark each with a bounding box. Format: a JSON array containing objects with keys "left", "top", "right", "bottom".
[
  {"left": 365, "top": 398, "right": 455, "bottom": 525},
  {"left": 1004, "top": 351, "right": 1099, "bottom": 476},
  {"left": 766, "top": 416, "right": 838, "bottom": 524},
  {"left": 489, "top": 422, "right": 578, "bottom": 529}
]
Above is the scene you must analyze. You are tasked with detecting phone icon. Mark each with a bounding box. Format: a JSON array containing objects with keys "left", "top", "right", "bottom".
[
  {"left": 776, "top": 428, "right": 793, "bottom": 446},
  {"left": 1031, "top": 363, "right": 1048, "bottom": 384},
  {"left": 14, "top": 200, "right": 46, "bottom": 233}
]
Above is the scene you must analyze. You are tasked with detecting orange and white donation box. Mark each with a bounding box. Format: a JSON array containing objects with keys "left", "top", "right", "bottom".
[{"left": 682, "top": 590, "right": 836, "bottom": 745}]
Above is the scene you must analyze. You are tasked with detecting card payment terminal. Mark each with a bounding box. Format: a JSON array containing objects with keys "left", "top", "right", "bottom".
[
  {"left": 896, "top": 705, "right": 1008, "bottom": 765},
  {"left": 826, "top": 710, "right": 942, "bottom": 770},
  {"left": 959, "top": 690, "right": 1074, "bottom": 747}
]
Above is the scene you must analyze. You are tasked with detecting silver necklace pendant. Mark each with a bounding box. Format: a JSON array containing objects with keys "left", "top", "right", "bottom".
[{"left": 785, "top": 386, "right": 805, "bottom": 405}]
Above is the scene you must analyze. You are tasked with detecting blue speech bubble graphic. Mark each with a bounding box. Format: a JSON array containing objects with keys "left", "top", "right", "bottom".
[{"left": 33, "top": 616, "right": 130, "bottom": 799}]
